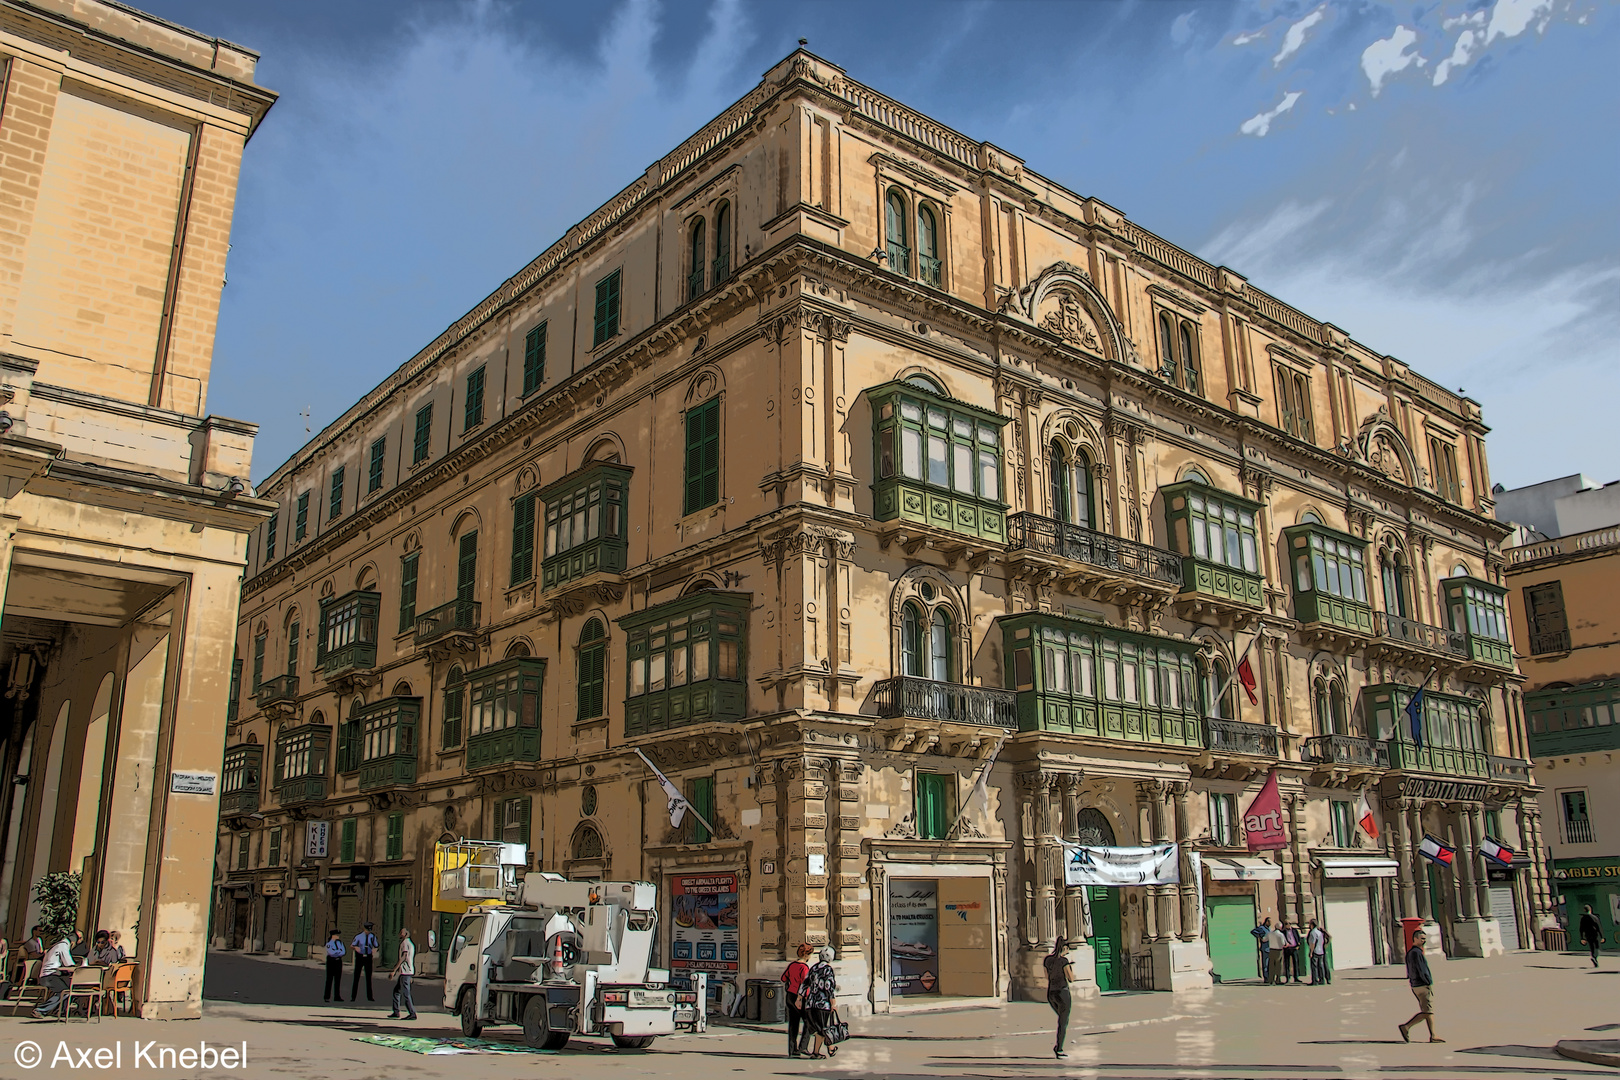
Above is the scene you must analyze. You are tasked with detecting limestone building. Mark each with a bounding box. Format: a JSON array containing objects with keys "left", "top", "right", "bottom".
[
  {"left": 214, "top": 50, "right": 1542, "bottom": 1009},
  {"left": 0, "top": 1, "right": 275, "bottom": 1018}
]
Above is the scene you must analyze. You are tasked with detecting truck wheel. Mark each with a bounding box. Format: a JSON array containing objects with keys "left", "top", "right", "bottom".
[
  {"left": 459, "top": 993, "right": 483, "bottom": 1038},
  {"left": 611, "top": 1035, "right": 656, "bottom": 1050},
  {"left": 522, "top": 995, "right": 570, "bottom": 1051}
]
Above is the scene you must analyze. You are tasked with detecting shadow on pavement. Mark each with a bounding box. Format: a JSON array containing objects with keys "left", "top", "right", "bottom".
[
  {"left": 1299, "top": 1039, "right": 1407, "bottom": 1045},
  {"left": 1458, "top": 1044, "right": 1567, "bottom": 1061}
]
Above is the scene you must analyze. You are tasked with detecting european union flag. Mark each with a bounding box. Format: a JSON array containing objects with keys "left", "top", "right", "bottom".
[{"left": 1405, "top": 689, "right": 1425, "bottom": 748}]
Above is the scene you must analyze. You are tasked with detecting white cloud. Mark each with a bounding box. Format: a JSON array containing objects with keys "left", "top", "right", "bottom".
[
  {"left": 1487, "top": 0, "right": 1556, "bottom": 42},
  {"left": 1433, "top": 29, "right": 1480, "bottom": 85},
  {"left": 1170, "top": 10, "right": 1198, "bottom": 46},
  {"left": 1239, "top": 90, "right": 1303, "bottom": 137},
  {"left": 1442, "top": 10, "right": 1488, "bottom": 31},
  {"left": 1232, "top": 29, "right": 1265, "bottom": 46},
  {"left": 1274, "top": 7, "right": 1326, "bottom": 66},
  {"left": 1361, "top": 25, "right": 1426, "bottom": 96}
]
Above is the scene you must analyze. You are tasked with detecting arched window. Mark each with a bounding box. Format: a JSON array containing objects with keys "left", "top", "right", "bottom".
[
  {"left": 1073, "top": 448, "right": 1094, "bottom": 530},
  {"left": 904, "top": 373, "right": 945, "bottom": 395},
  {"left": 885, "top": 189, "right": 910, "bottom": 274},
  {"left": 337, "top": 697, "right": 363, "bottom": 773},
  {"left": 392, "top": 680, "right": 412, "bottom": 697},
  {"left": 1329, "top": 682, "right": 1348, "bottom": 735},
  {"left": 443, "top": 666, "right": 464, "bottom": 749},
  {"left": 1049, "top": 441, "right": 1095, "bottom": 530},
  {"left": 1382, "top": 549, "right": 1409, "bottom": 619},
  {"left": 1204, "top": 656, "right": 1235, "bottom": 720},
  {"left": 688, "top": 217, "right": 705, "bottom": 300},
  {"left": 928, "top": 608, "right": 953, "bottom": 682},
  {"left": 1157, "top": 311, "right": 1177, "bottom": 376},
  {"left": 505, "top": 639, "right": 531, "bottom": 659},
  {"left": 917, "top": 204, "right": 940, "bottom": 287},
  {"left": 1049, "top": 440, "right": 1071, "bottom": 524},
  {"left": 712, "top": 200, "right": 731, "bottom": 283},
  {"left": 578, "top": 618, "right": 607, "bottom": 722},
  {"left": 574, "top": 824, "right": 604, "bottom": 861},
  {"left": 1178, "top": 320, "right": 1201, "bottom": 393},
  {"left": 901, "top": 601, "right": 926, "bottom": 677}
]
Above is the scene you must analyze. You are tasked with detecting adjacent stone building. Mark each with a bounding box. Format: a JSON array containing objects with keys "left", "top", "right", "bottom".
[
  {"left": 0, "top": 0, "right": 276, "bottom": 1018},
  {"left": 214, "top": 50, "right": 1543, "bottom": 1011}
]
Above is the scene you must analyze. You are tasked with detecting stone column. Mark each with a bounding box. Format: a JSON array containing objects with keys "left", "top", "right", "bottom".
[
  {"left": 1013, "top": 770, "right": 1056, "bottom": 1000},
  {"left": 1155, "top": 784, "right": 1179, "bottom": 940},
  {"left": 1175, "top": 784, "right": 1199, "bottom": 941},
  {"left": 1467, "top": 805, "right": 1491, "bottom": 919},
  {"left": 833, "top": 759, "right": 865, "bottom": 954},
  {"left": 1285, "top": 793, "right": 1312, "bottom": 925},
  {"left": 1034, "top": 774, "right": 1058, "bottom": 948},
  {"left": 1519, "top": 802, "right": 1554, "bottom": 929},
  {"left": 1060, "top": 774, "right": 1084, "bottom": 944},
  {"left": 1454, "top": 813, "right": 1479, "bottom": 920},
  {"left": 1408, "top": 801, "right": 1431, "bottom": 920},
  {"left": 1136, "top": 782, "right": 1160, "bottom": 942}
]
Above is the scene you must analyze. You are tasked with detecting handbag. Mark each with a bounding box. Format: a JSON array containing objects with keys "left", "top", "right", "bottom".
[{"left": 824, "top": 1009, "right": 850, "bottom": 1045}]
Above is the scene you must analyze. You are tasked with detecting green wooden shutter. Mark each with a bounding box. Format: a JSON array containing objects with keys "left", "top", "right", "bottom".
[
  {"left": 252, "top": 634, "right": 266, "bottom": 691},
  {"left": 691, "top": 776, "right": 714, "bottom": 844},
  {"left": 578, "top": 635, "right": 605, "bottom": 721},
  {"left": 387, "top": 813, "right": 404, "bottom": 861},
  {"left": 265, "top": 514, "right": 277, "bottom": 560},
  {"left": 465, "top": 366, "right": 486, "bottom": 430},
  {"left": 510, "top": 494, "right": 536, "bottom": 585},
  {"left": 369, "top": 438, "right": 386, "bottom": 493},
  {"left": 442, "top": 678, "right": 463, "bottom": 749},
  {"left": 500, "top": 797, "right": 531, "bottom": 849},
  {"left": 523, "top": 323, "right": 547, "bottom": 396},
  {"left": 236, "top": 833, "right": 249, "bottom": 871},
  {"left": 684, "top": 398, "right": 720, "bottom": 514},
  {"left": 457, "top": 531, "right": 478, "bottom": 603},
  {"left": 268, "top": 826, "right": 281, "bottom": 867},
  {"left": 329, "top": 466, "right": 344, "bottom": 521},
  {"left": 399, "top": 552, "right": 419, "bottom": 633},
  {"left": 287, "top": 621, "right": 300, "bottom": 679},
  {"left": 340, "top": 817, "right": 356, "bottom": 862},
  {"left": 413, "top": 404, "right": 433, "bottom": 463},
  {"left": 226, "top": 658, "right": 242, "bottom": 726},
  {"left": 295, "top": 492, "right": 309, "bottom": 541},
  {"left": 916, "top": 773, "right": 949, "bottom": 839},
  {"left": 593, "top": 270, "right": 621, "bottom": 346}
]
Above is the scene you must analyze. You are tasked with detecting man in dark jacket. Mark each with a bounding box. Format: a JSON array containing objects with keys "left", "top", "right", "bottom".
[
  {"left": 1397, "top": 930, "right": 1441, "bottom": 1043},
  {"left": 1579, "top": 906, "right": 1603, "bottom": 968}
]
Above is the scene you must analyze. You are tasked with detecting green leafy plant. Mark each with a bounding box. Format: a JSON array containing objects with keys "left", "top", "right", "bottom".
[{"left": 32, "top": 871, "right": 81, "bottom": 941}]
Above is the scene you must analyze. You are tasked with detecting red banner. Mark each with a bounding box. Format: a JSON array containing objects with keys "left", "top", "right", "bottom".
[{"left": 1243, "top": 770, "right": 1288, "bottom": 851}]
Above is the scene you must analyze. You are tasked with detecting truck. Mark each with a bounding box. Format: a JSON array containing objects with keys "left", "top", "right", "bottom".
[{"left": 437, "top": 842, "right": 707, "bottom": 1051}]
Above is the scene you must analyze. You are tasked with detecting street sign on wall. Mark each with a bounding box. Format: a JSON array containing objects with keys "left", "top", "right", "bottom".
[{"left": 306, "top": 821, "right": 330, "bottom": 859}]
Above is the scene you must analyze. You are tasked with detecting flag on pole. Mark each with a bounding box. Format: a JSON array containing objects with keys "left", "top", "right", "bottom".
[
  {"left": 1418, "top": 833, "right": 1456, "bottom": 867},
  {"left": 1480, "top": 835, "right": 1516, "bottom": 868},
  {"left": 1356, "top": 789, "right": 1379, "bottom": 840},
  {"left": 1406, "top": 668, "right": 1438, "bottom": 748},
  {"left": 1236, "top": 655, "right": 1259, "bottom": 706},
  {"left": 948, "top": 736, "right": 1007, "bottom": 839},
  {"left": 634, "top": 747, "right": 716, "bottom": 836},
  {"left": 1242, "top": 770, "right": 1288, "bottom": 851},
  {"left": 1208, "top": 624, "right": 1265, "bottom": 718}
]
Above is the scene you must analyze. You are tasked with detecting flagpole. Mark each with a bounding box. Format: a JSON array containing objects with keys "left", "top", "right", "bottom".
[
  {"left": 633, "top": 747, "right": 719, "bottom": 839},
  {"left": 947, "top": 735, "right": 1007, "bottom": 838},
  {"left": 1207, "top": 623, "right": 1264, "bottom": 720}
]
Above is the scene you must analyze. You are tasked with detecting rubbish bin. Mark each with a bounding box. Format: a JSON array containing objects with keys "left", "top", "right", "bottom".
[
  {"left": 751, "top": 978, "right": 786, "bottom": 1024},
  {"left": 744, "top": 978, "right": 766, "bottom": 1021},
  {"left": 1400, "top": 916, "right": 1425, "bottom": 953}
]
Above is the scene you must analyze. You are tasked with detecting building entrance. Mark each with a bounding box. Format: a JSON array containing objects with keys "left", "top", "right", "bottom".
[
  {"left": 1087, "top": 886, "right": 1122, "bottom": 991},
  {"left": 1205, "top": 895, "right": 1257, "bottom": 983}
]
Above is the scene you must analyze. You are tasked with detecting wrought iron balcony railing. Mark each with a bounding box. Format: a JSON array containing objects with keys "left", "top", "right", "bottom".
[
  {"left": 1565, "top": 818, "right": 1595, "bottom": 845},
  {"left": 1529, "top": 629, "right": 1570, "bottom": 655},
  {"left": 414, "top": 599, "right": 481, "bottom": 645},
  {"left": 1302, "top": 733, "right": 1389, "bottom": 769},
  {"left": 871, "top": 676, "right": 1018, "bottom": 728},
  {"left": 254, "top": 673, "right": 299, "bottom": 708},
  {"left": 1005, "top": 513, "right": 1183, "bottom": 586},
  {"left": 1372, "top": 612, "right": 1467, "bottom": 657},
  {"left": 1203, "top": 716, "right": 1280, "bottom": 757},
  {"left": 1488, "top": 755, "right": 1532, "bottom": 782}
]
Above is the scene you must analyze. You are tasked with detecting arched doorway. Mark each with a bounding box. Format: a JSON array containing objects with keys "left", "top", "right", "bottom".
[{"left": 1074, "top": 809, "right": 1123, "bottom": 991}]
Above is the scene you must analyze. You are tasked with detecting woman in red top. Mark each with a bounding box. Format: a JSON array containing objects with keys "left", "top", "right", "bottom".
[{"left": 781, "top": 942, "right": 814, "bottom": 1057}]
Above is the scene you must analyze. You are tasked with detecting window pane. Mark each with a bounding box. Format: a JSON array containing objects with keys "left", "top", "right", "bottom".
[
  {"left": 979, "top": 450, "right": 999, "bottom": 500},
  {"left": 953, "top": 441, "right": 972, "bottom": 493},
  {"left": 902, "top": 428, "right": 922, "bottom": 479},
  {"left": 928, "top": 435, "right": 948, "bottom": 486}
]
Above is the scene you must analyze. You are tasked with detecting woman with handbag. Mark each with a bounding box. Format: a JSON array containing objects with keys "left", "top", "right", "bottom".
[
  {"left": 781, "top": 943, "right": 814, "bottom": 1057},
  {"left": 798, "top": 946, "right": 840, "bottom": 1059}
]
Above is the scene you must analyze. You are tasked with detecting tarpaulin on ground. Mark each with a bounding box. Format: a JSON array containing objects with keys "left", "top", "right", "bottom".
[{"left": 353, "top": 1034, "right": 558, "bottom": 1055}]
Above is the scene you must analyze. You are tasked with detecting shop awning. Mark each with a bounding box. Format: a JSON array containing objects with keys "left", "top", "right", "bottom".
[
  {"left": 1317, "top": 857, "right": 1400, "bottom": 879},
  {"left": 1204, "top": 856, "right": 1282, "bottom": 881}
]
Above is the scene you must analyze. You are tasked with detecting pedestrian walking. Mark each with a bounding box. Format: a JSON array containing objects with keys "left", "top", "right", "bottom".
[
  {"left": 322, "top": 929, "right": 346, "bottom": 1002},
  {"left": 1397, "top": 930, "right": 1442, "bottom": 1043},
  {"left": 388, "top": 927, "right": 417, "bottom": 1020},
  {"left": 31, "top": 932, "right": 77, "bottom": 1018},
  {"left": 1282, "top": 921, "right": 1302, "bottom": 983},
  {"left": 1579, "top": 905, "right": 1603, "bottom": 968},
  {"left": 797, "top": 946, "right": 839, "bottom": 1059},
  {"left": 1251, "top": 917, "right": 1273, "bottom": 981},
  {"left": 1306, "top": 920, "right": 1329, "bottom": 986},
  {"left": 352, "top": 922, "right": 380, "bottom": 1001},
  {"left": 781, "top": 942, "right": 814, "bottom": 1057},
  {"left": 1266, "top": 921, "right": 1287, "bottom": 984},
  {"left": 1045, "top": 937, "right": 1076, "bottom": 1060}
]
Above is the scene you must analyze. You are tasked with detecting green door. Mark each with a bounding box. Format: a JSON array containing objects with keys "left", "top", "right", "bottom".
[
  {"left": 436, "top": 911, "right": 458, "bottom": 976},
  {"left": 292, "top": 888, "right": 314, "bottom": 959},
  {"left": 1205, "top": 896, "right": 1257, "bottom": 983},
  {"left": 381, "top": 882, "right": 407, "bottom": 967},
  {"left": 1087, "top": 886, "right": 1122, "bottom": 991}
]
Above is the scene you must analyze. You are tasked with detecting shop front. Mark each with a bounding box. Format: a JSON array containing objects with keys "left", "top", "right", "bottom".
[
  {"left": 1553, "top": 856, "right": 1620, "bottom": 952},
  {"left": 1202, "top": 856, "right": 1280, "bottom": 984},
  {"left": 1314, "top": 857, "right": 1398, "bottom": 970},
  {"left": 1486, "top": 863, "right": 1527, "bottom": 951}
]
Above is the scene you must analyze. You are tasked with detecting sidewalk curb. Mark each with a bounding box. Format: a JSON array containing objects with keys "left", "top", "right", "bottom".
[{"left": 1555, "top": 1039, "right": 1620, "bottom": 1068}]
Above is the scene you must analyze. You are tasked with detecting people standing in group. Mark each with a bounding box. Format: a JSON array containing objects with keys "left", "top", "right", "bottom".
[
  {"left": 388, "top": 927, "right": 417, "bottom": 1021},
  {"left": 797, "top": 946, "right": 839, "bottom": 1059},
  {"left": 1251, "top": 917, "right": 1273, "bottom": 982},
  {"left": 31, "top": 932, "right": 77, "bottom": 1018},
  {"left": 1579, "top": 905, "right": 1603, "bottom": 968},
  {"left": 1397, "top": 930, "right": 1441, "bottom": 1043},
  {"left": 1045, "top": 937, "right": 1075, "bottom": 1060},
  {"left": 322, "top": 929, "right": 346, "bottom": 1003},
  {"left": 1266, "top": 921, "right": 1287, "bottom": 984},
  {"left": 352, "top": 922, "right": 380, "bottom": 1002},
  {"left": 1306, "top": 919, "right": 1331, "bottom": 986},
  {"left": 781, "top": 943, "right": 814, "bottom": 1057},
  {"left": 1281, "top": 921, "right": 1303, "bottom": 984}
]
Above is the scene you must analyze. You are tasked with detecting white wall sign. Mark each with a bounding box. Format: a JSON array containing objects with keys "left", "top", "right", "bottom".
[
  {"left": 807, "top": 853, "right": 826, "bottom": 876},
  {"left": 306, "top": 821, "right": 330, "bottom": 859},
  {"left": 169, "top": 771, "right": 217, "bottom": 795}
]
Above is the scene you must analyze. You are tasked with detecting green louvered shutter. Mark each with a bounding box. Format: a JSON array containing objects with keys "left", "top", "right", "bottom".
[
  {"left": 510, "top": 494, "right": 536, "bottom": 585},
  {"left": 457, "top": 531, "right": 478, "bottom": 603},
  {"left": 684, "top": 398, "right": 720, "bottom": 514}
]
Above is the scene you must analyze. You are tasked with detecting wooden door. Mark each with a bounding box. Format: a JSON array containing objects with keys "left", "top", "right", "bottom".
[
  {"left": 381, "top": 881, "right": 406, "bottom": 966},
  {"left": 1087, "top": 887, "right": 1121, "bottom": 991},
  {"left": 293, "top": 888, "right": 314, "bottom": 959}
]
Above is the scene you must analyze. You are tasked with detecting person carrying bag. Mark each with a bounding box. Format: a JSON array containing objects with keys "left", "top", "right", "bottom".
[
  {"left": 781, "top": 943, "right": 814, "bottom": 1058},
  {"left": 797, "top": 946, "right": 841, "bottom": 1059}
]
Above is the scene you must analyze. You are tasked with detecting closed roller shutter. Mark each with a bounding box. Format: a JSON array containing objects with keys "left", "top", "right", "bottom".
[
  {"left": 1490, "top": 884, "right": 1520, "bottom": 950},
  {"left": 264, "top": 894, "right": 285, "bottom": 950},
  {"left": 1323, "top": 885, "right": 1376, "bottom": 970},
  {"left": 1206, "top": 895, "right": 1258, "bottom": 983}
]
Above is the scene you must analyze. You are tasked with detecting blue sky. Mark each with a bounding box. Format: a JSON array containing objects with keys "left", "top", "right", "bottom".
[{"left": 138, "top": 0, "right": 1616, "bottom": 490}]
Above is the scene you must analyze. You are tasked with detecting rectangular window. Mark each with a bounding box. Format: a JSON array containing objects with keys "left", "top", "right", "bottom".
[
  {"left": 399, "top": 553, "right": 419, "bottom": 634},
  {"left": 1448, "top": 578, "right": 1510, "bottom": 644},
  {"left": 360, "top": 699, "right": 416, "bottom": 764},
  {"left": 329, "top": 466, "right": 344, "bottom": 522},
  {"left": 1525, "top": 581, "right": 1569, "bottom": 655},
  {"left": 267, "top": 826, "right": 282, "bottom": 867},
  {"left": 915, "top": 773, "right": 952, "bottom": 840},
  {"left": 689, "top": 777, "right": 715, "bottom": 845},
  {"left": 1289, "top": 527, "right": 1368, "bottom": 602},
  {"left": 464, "top": 366, "right": 486, "bottom": 431},
  {"left": 622, "top": 592, "right": 748, "bottom": 734},
  {"left": 1484, "top": 808, "right": 1502, "bottom": 841},
  {"left": 236, "top": 832, "right": 249, "bottom": 871},
  {"left": 593, "top": 269, "right": 621, "bottom": 347},
  {"left": 1330, "top": 800, "right": 1355, "bottom": 848},
  {"left": 684, "top": 398, "right": 721, "bottom": 514},
  {"left": 275, "top": 725, "right": 328, "bottom": 783},
  {"left": 1275, "top": 365, "right": 1313, "bottom": 441},
  {"left": 226, "top": 657, "right": 242, "bottom": 728},
  {"left": 1175, "top": 485, "right": 1260, "bottom": 574},
  {"left": 252, "top": 633, "right": 266, "bottom": 691},
  {"left": 1429, "top": 437, "right": 1462, "bottom": 503},
  {"left": 368, "top": 438, "right": 386, "bottom": 494},
  {"left": 871, "top": 385, "right": 1005, "bottom": 505},
  {"left": 510, "top": 493, "right": 537, "bottom": 586},
  {"left": 1562, "top": 789, "right": 1593, "bottom": 844},
  {"left": 295, "top": 492, "right": 310, "bottom": 542},
  {"left": 495, "top": 796, "right": 531, "bottom": 848},
  {"left": 443, "top": 676, "right": 464, "bottom": 749},
  {"left": 386, "top": 813, "right": 404, "bottom": 861},
  {"left": 457, "top": 531, "right": 478, "bottom": 603},
  {"left": 265, "top": 514, "right": 278, "bottom": 561},
  {"left": 286, "top": 620, "right": 300, "bottom": 680},
  {"left": 542, "top": 463, "right": 631, "bottom": 591},
  {"left": 1208, "top": 792, "right": 1237, "bottom": 847},
  {"left": 319, "top": 591, "right": 380, "bottom": 660},
  {"left": 339, "top": 817, "right": 356, "bottom": 863},
  {"left": 413, "top": 403, "right": 433, "bottom": 464},
  {"left": 522, "top": 322, "right": 547, "bottom": 397}
]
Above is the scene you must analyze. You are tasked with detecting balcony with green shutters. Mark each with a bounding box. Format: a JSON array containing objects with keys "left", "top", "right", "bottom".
[
  {"left": 318, "top": 590, "right": 381, "bottom": 679},
  {"left": 999, "top": 612, "right": 1205, "bottom": 750},
  {"left": 1526, "top": 679, "right": 1620, "bottom": 758},
  {"left": 620, "top": 591, "right": 749, "bottom": 737},
  {"left": 464, "top": 658, "right": 546, "bottom": 769},
  {"left": 1161, "top": 481, "right": 1265, "bottom": 612},
  {"left": 356, "top": 696, "right": 420, "bottom": 792},
  {"left": 1441, "top": 576, "right": 1515, "bottom": 672},
  {"left": 274, "top": 722, "right": 331, "bottom": 806},
  {"left": 538, "top": 462, "right": 631, "bottom": 591},
  {"left": 220, "top": 744, "right": 263, "bottom": 817},
  {"left": 1364, "top": 683, "right": 1490, "bottom": 779},
  {"left": 869, "top": 379, "right": 1010, "bottom": 545},
  {"left": 1283, "top": 523, "right": 1374, "bottom": 638}
]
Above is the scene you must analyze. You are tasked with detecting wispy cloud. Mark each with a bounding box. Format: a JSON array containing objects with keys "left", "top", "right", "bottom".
[
  {"left": 1360, "top": 25, "right": 1425, "bottom": 96},
  {"left": 1232, "top": 28, "right": 1265, "bottom": 46},
  {"left": 1488, "top": 0, "right": 1557, "bottom": 43},
  {"left": 1170, "top": 10, "right": 1198, "bottom": 46},
  {"left": 1274, "top": 7, "right": 1326, "bottom": 67},
  {"left": 1239, "top": 90, "right": 1302, "bottom": 137},
  {"left": 1433, "top": 28, "right": 1481, "bottom": 85}
]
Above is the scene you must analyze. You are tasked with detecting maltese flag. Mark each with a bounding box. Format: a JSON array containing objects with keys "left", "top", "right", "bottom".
[{"left": 1356, "top": 789, "right": 1379, "bottom": 840}]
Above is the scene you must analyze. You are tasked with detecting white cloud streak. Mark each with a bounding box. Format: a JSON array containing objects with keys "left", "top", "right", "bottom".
[
  {"left": 1433, "top": 28, "right": 1480, "bottom": 85},
  {"left": 1232, "top": 29, "right": 1265, "bottom": 46},
  {"left": 1360, "top": 25, "right": 1425, "bottom": 96},
  {"left": 1274, "top": 7, "right": 1326, "bottom": 66},
  {"left": 1487, "top": 0, "right": 1556, "bottom": 43},
  {"left": 1239, "top": 90, "right": 1302, "bottom": 137}
]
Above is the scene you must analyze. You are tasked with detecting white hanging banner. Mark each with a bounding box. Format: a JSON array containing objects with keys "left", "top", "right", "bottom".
[{"left": 1061, "top": 841, "right": 1180, "bottom": 887}]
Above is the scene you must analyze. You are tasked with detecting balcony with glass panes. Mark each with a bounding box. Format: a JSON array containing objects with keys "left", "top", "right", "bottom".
[
  {"left": 1527, "top": 680, "right": 1620, "bottom": 758},
  {"left": 999, "top": 613, "right": 1205, "bottom": 748},
  {"left": 1161, "top": 481, "right": 1265, "bottom": 609},
  {"left": 1283, "top": 523, "right": 1373, "bottom": 635},
  {"left": 356, "top": 696, "right": 420, "bottom": 791},
  {"left": 1441, "top": 576, "right": 1514, "bottom": 671},
  {"left": 274, "top": 722, "right": 331, "bottom": 805},
  {"left": 220, "top": 744, "right": 263, "bottom": 816},
  {"left": 869, "top": 381, "right": 1009, "bottom": 544},
  {"left": 465, "top": 658, "right": 546, "bottom": 769},
  {"left": 541, "top": 462, "right": 631, "bottom": 591},
  {"left": 318, "top": 590, "right": 380, "bottom": 676},
  {"left": 621, "top": 591, "right": 748, "bottom": 736},
  {"left": 1365, "top": 683, "right": 1490, "bottom": 778}
]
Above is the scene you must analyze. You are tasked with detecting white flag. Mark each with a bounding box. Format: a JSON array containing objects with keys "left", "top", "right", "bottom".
[{"left": 634, "top": 748, "right": 692, "bottom": 828}]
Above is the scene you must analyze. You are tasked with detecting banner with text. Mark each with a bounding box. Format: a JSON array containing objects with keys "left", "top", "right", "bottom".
[{"left": 1061, "top": 842, "right": 1180, "bottom": 887}]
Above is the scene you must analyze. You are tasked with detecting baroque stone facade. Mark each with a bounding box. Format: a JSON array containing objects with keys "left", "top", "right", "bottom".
[{"left": 214, "top": 50, "right": 1541, "bottom": 1010}]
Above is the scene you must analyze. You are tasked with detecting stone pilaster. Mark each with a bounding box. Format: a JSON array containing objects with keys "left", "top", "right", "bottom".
[{"left": 1393, "top": 797, "right": 1417, "bottom": 919}]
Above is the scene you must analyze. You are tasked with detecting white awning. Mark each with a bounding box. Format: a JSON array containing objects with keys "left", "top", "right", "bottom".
[
  {"left": 1204, "top": 856, "right": 1283, "bottom": 881},
  {"left": 1317, "top": 857, "right": 1400, "bottom": 879}
]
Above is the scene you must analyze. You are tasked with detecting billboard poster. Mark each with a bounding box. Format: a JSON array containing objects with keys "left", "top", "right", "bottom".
[
  {"left": 889, "top": 878, "right": 939, "bottom": 996},
  {"left": 669, "top": 872, "right": 740, "bottom": 977}
]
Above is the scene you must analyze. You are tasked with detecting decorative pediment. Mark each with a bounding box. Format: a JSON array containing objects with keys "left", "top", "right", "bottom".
[
  {"left": 1358, "top": 408, "right": 1416, "bottom": 487},
  {"left": 1002, "top": 262, "right": 1126, "bottom": 364}
]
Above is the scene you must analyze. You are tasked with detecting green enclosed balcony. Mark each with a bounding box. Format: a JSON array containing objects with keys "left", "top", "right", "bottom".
[
  {"left": 356, "top": 696, "right": 420, "bottom": 791},
  {"left": 318, "top": 590, "right": 380, "bottom": 677},
  {"left": 220, "top": 744, "right": 263, "bottom": 816},
  {"left": 999, "top": 612, "right": 1204, "bottom": 748},
  {"left": 540, "top": 462, "right": 631, "bottom": 591},
  {"left": 274, "top": 722, "right": 331, "bottom": 806},
  {"left": 1365, "top": 683, "right": 1491, "bottom": 778},
  {"left": 464, "top": 657, "right": 546, "bottom": 769},
  {"left": 1527, "top": 680, "right": 1620, "bottom": 758},
  {"left": 1161, "top": 480, "right": 1265, "bottom": 609},
  {"left": 620, "top": 591, "right": 749, "bottom": 737},
  {"left": 1441, "top": 576, "right": 1514, "bottom": 671},
  {"left": 869, "top": 378, "right": 1009, "bottom": 544},
  {"left": 1283, "top": 523, "right": 1373, "bottom": 635}
]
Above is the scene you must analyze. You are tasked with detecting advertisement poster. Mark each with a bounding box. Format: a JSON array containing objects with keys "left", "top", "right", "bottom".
[
  {"left": 1061, "top": 842, "right": 1180, "bottom": 887},
  {"left": 889, "top": 878, "right": 940, "bottom": 996},
  {"left": 669, "top": 872, "right": 740, "bottom": 977}
]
